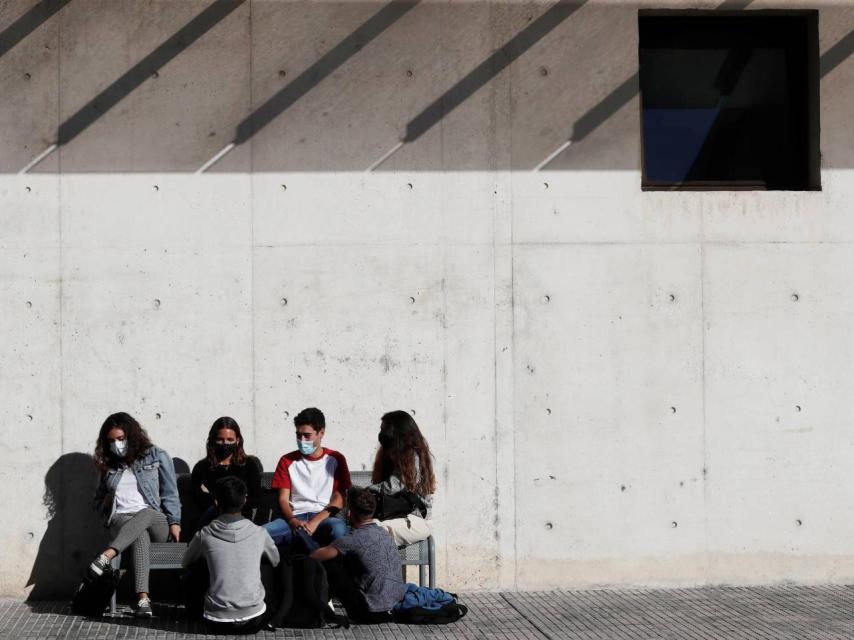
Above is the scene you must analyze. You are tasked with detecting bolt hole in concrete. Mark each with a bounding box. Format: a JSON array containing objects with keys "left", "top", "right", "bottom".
[
  {"left": 411, "top": 409, "right": 416, "bottom": 415},
  {"left": 281, "top": 184, "right": 287, "bottom": 191},
  {"left": 540, "top": 294, "right": 550, "bottom": 304},
  {"left": 155, "top": 413, "right": 162, "bottom": 420},
  {"left": 26, "top": 415, "right": 33, "bottom": 421},
  {"left": 153, "top": 185, "right": 159, "bottom": 191},
  {"left": 795, "top": 405, "right": 802, "bottom": 412},
  {"left": 796, "top": 519, "right": 803, "bottom": 526},
  {"left": 545, "top": 522, "right": 553, "bottom": 530},
  {"left": 669, "top": 293, "right": 676, "bottom": 302},
  {"left": 24, "top": 72, "right": 31, "bottom": 80},
  {"left": 278, "top": 69, "right": 287, "bottom": 77},
  {"left": 406, "top": 69, "right": 413, "bottom": 77},
  {"left": 26, "top": 301, "right": 32, "bottom": 308},
  {"left": 280, "top": 297, "right": 288, "bottom": 306},
  {"left": 539, "top": 66, "right": 549, "bottom": 76},
  {"left": 283, "top": 411, "right": 289, "bottom": 418},
  {"left": 545, "top": 408, "right": 551, "bottom": 415},
  {"left": 543, "top": 182, "right": 549, "bottom": 189},
  {"left": 408, "top": 296, "right": 416, "bottom": 304},
  {"left": 28, "top": 532, "right": 34, "bottom": 539},
  {"left": 406, "top": 183, "right": 413, "bottom": 190},
  {"left": 151, "top": 70, "right": 159, "bottom": 79},
  {"left": 791, "top": 293, "right": 799, "bottom": 301},
  {"left": 620, "top": 485, "right": 626, "bottom": 492},
  {"left": 670, "top": 406, "right": 677, "bottom": 414},
  {"left": 671, "top": 521, "right": 678, "bottom": 528},
  {"left": 25, "top": 186, "right": 31, "bottom": 192},
  {"left": 153, "top": 298, "right": 161, "bottom": 308}
]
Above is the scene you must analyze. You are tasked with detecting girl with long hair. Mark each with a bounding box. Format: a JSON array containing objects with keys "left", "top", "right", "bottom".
[
  {"left": 190, "top": 417, "right": 261, "bottom": 528},
  {"left": 89, "top": 412, "right": 182, "bottom": 617},
  {"left": 369, "top": 410, "right": 436, "bottom": 546}
]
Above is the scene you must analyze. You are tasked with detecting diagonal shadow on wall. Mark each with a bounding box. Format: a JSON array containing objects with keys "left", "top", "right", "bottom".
[
  {"left": 198, "top": 0, "right": 419, "bottom": 172},
  {"left": 370, "top": 0, "right": 586, "bottom": 170},
  {"left": 0, "top": 0, "right": 72, "bottom": 59},
  {"left": 536, "top": 0, "right": 755, "bottom": 170},
  {"left": 820, "top": 27, "right": 854, "bottom": 77},
  {"left": 537, "top": 11, "right": 854, "bottom": 171},
  {"left": 56, "top": 0, "right": 245, "bottom": 148}
]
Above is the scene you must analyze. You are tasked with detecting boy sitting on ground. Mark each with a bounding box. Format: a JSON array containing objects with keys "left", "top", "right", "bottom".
[
  {"left": 182, "top": 476, "right": 279, "bottom": 634},
  {"left": 311, "top": 486, "right": 461, "bottom": 624}
]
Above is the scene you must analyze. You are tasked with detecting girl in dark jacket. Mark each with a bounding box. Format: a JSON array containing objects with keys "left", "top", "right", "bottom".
[{"left": 190, "top": 417, "right": 261, "bottom": 527}]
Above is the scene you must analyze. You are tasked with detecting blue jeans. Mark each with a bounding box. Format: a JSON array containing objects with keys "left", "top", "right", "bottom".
[{"left": 262, "top": 513, "right": 348, "bottom": 551}]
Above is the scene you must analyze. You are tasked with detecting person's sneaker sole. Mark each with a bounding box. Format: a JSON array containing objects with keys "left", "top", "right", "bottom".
[{"left": 87, "top": 555, "right": 109, "bottom": 579}]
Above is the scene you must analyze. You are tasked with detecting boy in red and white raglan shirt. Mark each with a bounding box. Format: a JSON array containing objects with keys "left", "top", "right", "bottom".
[{"left": 262, "top": 408, "right": 351, "bottom": 549}]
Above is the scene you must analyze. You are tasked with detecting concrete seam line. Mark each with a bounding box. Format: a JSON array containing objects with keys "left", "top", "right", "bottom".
[{"left": 499, "top": 592, "right": 557, "bottom": 640}]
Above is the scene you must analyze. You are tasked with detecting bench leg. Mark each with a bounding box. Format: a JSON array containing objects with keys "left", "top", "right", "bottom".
[
  {"left": 109, "top": 554, "right": 121, "bottom": 615},
  {"left": 427, "top": 536, "right": 435, "bottom": 589},
  {"left": 419, "top": 564, "right": 426, "bottom": 587}
]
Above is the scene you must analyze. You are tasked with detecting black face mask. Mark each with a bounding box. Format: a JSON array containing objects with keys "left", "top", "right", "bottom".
[
  {"left": 214, "top": 442, "right": 238, "bottom": 460},
  {"left": 378, "top": 432, "right": 393, "bottom": 449}
]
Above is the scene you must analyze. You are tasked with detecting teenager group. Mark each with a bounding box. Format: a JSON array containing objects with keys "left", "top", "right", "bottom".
[{"left": 87, "top": 407, "right": 448, "bottom": 631}]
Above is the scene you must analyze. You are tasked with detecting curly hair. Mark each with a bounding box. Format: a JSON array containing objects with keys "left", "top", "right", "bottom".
[
  {"left": 94, "top": 412, "right": 153, "bottom": 470},
  {"left": 371, "top": 410, "right": 436, "bottom": 496},
  {"left": 205, "top": 416, "right": 248, "bottom": 467}
]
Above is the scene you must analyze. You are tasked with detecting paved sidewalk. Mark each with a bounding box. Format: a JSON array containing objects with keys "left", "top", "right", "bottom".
[{"left": 3, "top": 585, "right": 854, "bottom": 639}]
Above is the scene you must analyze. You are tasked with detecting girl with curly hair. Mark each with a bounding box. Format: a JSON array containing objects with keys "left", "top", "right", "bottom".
[
  {"left": 89, "top": 412, "right": 181, "bottom": 617},
  {"left": 369, "top": 410, "right": 436, "bottom": 546}
]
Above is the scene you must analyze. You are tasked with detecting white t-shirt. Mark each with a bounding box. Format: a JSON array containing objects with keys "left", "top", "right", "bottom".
[
  {"left": 271, "top": 448, "right": 351, "bottom": 516},
  {"left": 114, "top": 468, "right": 148, "bottom": 515}
]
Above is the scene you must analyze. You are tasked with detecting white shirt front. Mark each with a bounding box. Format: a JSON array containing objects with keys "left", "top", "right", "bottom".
[{"left": 114, "top": 468, "right": 148, "bottom": 515}]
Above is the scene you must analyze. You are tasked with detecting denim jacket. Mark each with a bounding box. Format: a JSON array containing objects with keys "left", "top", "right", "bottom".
[{"left": 94, "top": 446, "right": 181, "bottom": 527}]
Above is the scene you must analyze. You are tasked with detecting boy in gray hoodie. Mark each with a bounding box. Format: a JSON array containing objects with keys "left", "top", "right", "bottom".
[{"left": 183, "top": 476, "right": 279, "bottom": 634}]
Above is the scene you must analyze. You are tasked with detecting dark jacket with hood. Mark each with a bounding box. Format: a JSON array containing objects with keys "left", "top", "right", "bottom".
[{"left": 182, "top": 513, "right": 279, "bottom": 621}]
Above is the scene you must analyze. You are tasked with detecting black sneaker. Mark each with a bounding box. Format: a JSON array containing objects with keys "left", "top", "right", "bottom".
[
  {"left": 134, "top": 598, "right": 153, "bottom": 618},
  {"left": 87, "top": 554, "right": 109, "bottom": 579}
]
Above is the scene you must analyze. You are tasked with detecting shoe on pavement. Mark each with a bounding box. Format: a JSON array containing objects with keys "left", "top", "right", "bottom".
[{"left": 134, "top": 598, "right": 153, "bottom": 618}]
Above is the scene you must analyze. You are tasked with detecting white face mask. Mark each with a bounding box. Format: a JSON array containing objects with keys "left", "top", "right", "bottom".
[{"left": 110, "top": 440, "right": 128, "bottom": 457}]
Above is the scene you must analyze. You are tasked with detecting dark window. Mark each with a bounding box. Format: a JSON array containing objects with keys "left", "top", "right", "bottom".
[{"left": 639, "top": 12, "right": 819, "bottom": 190}]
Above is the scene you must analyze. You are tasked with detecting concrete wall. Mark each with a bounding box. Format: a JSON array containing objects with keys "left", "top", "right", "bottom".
[{"left": 2, "top": 0, "right": 854, "bottom": 597}]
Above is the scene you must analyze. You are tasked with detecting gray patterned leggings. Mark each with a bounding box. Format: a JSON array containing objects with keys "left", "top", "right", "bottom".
[{"left": 109, "top": 508, "right": 169, "bottom": 594}]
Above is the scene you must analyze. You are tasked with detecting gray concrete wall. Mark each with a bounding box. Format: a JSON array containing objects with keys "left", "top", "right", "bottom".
[{"left": 2, "top": 0, "right": 854, "bottom": 597}]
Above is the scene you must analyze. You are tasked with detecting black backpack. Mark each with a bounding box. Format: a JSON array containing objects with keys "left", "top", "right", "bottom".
[
  {"left": 71, "top": 567, "right": 121, "bottom": 617},
  {"left": 393, "top": 600, "right": 469, "bottom": 625},
  {"left": 370, "top": 488, "right": 428, "bottom": 520},
  {"left": 267, "top": 553, "right": 349, "bottom": 629}
]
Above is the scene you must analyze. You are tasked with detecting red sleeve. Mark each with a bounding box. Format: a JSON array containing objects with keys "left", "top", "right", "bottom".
[
  {"left": 271, "top": 452, "right": 299, "bottom": 490},
  {"left": 329, "top": 449, "right": 352, "bottom": 492}
]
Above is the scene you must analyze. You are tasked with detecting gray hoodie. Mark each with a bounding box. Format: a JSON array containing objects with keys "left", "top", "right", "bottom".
[{"left": 182, "top": 514, "right": 279, "bottom": 621}]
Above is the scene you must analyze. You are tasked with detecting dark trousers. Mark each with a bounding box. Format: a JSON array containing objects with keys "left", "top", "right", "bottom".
[{"left": 323, "top": 558, "right": 393, "bottom": 625}]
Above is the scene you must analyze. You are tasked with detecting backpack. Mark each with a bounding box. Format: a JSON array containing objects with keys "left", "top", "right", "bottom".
[
  {"left": 71, "top": 567, "right": 122, "bottom": 617},
  {"left": 370, "top": 488, "right": 428, "bottom": 520},
  {"left": 393, "top": 601, "right": 469, "bottom": 624},
  {"left": 267, "top": 553, "right": 349, "bottom": 629}
]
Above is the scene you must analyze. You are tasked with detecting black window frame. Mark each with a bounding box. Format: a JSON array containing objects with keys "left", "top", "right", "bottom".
[{"left": 638, "top": 10, "right": 821, "bottom": 192}]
